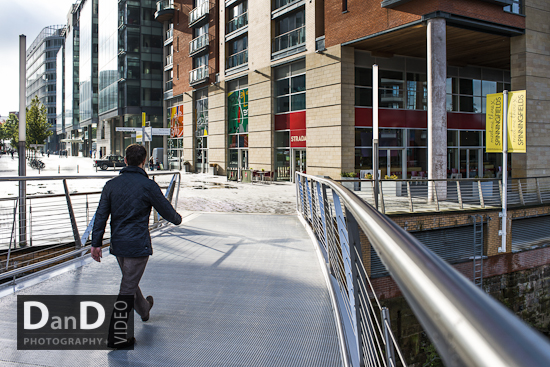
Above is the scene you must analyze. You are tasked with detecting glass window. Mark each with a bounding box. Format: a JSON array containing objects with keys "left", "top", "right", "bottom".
[
  {"left": 408, "top": 129, "right": 427, "bottom": 147},
  {"left": 276, "top": 131, "right": 290, "bottom": 147},
  {"left": 273, "top": 10, "right": 305, "bottom": 52},
  {"left": 355, "top": 128, "right": 372, "bottom": 147},
  {"left": 379, "top": 129, "right": 403, "bottom": 147},
  {"left": 274, "top": 60, "right": 306, "bottom": 113},
  {"left": 406, "top": 73, "right": 427, "bottom": 110},
  {"left": 379, "top": 70, "right": 404, "bottom": 109},
  {"left": 355, "top": 87, "right": 372, "bottom": 107},
  {"left": 355, "top": 67, "right": 372, "bottom": 87},
  {"left": 460, "top": 131, "right": 481, "bottom": 146}
]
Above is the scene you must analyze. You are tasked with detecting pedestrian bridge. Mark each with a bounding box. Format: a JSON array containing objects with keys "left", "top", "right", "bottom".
[
  {"left": 2, "top": 173, "right": 550, "bottom": 367},
  {"left": 0, "top": 213, "right": 343, "bottom": 366}
]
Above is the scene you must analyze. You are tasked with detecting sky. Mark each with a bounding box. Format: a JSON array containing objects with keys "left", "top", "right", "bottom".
[{"left": 0, "top": 0, "right": 76, "bottom": 120}]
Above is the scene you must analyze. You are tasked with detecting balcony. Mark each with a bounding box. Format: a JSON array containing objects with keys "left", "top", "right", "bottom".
[
  {"left": 165, "top": 27, "right": 173, "bottom": 43},
  {"left": 165, "top": 79, "right": 173, "bottom": 91},
  {"left": 273, "top": 0, "right": 301, "bottom": 10},
  {"left": 189, "top": 34, "right": 209, "bottom": 56},
  {"left": 272, "top": 26, "right": 305, "bottom": 53},
  {"left": 226, "top": 49, "right": 248, "bottom": 71},
  {"left": 189, "top": 1, "right": 209, "bottom": 27},
  {"left": 189, "top": 65, "right": 209, "bottom": 86},
  {"left": 226, "top": 12, "right": 248, "bottom": 35},
  {"left": 165, "top": 54, "right": 173, "bottom": 70},
  {"left": 155, "top": 0, "right": 175, "bottom": 22}
]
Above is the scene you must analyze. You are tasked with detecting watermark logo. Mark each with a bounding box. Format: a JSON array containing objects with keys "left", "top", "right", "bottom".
[{"left": 17, "top": 295, "right": 134, "bottom": 350}]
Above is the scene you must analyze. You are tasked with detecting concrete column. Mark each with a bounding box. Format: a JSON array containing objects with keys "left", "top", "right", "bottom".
[{"left": 427, "top": 18, "right": 447, "bottom": 200}]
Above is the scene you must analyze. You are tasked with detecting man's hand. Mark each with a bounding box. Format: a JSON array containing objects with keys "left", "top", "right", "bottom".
[{"left": 91, "top": 246, "right": 103, "bottom": 262}]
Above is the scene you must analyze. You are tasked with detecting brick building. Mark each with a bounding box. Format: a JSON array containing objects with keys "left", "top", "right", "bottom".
[{"left": 156, "top": 0, "right": 549, "bottom": 181}]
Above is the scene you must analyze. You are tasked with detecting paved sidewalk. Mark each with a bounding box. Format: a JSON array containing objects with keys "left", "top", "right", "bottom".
[{"left": 0, "top": 213, "right": 342, "bottom": 367}]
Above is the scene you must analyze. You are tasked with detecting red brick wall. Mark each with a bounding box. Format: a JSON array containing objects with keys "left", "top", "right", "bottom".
[
  {"left": 173, "top": 0, "right": 219, "bottom": 97},
  {"left": 372, "top": 246, "right": 550, "bottom": 299},
  {"left": 325, "top": 0, "right": 525, "bottom": 48}
]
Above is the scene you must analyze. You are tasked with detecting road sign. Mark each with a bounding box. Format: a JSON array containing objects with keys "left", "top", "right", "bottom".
[
  {"left": 144, "top": 127, "right": 152, "bottom": 142},
  {"left": 115, "top": 127, "right": 140, "bottom": 132},
  {"left": 136, "top": 130, "right": 143, "bottom": 142},
  {"left": 152, "top": 128, "right": 170, "bottom": 136}
]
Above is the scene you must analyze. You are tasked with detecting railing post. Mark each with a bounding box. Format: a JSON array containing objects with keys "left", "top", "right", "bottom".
[
  {"left": 381, "top": 307, "right": 396, "bottom": 367},
  {"left": 433, "top": 180, "right": 440, "bottom": 212},
  {"left": 346, "top": 207, "right": 364, "bottom": 367},
  {"left": 407, "top": 181, "right": 414, "bottom": 213},
  {"left": 536, "top": 178, "right": 543, "bottom": 204},
  {"left": 379, "top": 181, "right": 385, "bottom": 214},
  {"left": 6, "top": 200, "right": 18, "bottom": 271},
  {"left": 63, "top": 179, "right": 82, "bottom": 249},
  {"left": 478, "top": 180, "right": 485, "bottom": 208},
  {"left": 518, "top": 179, "right": 525, "bottom": 205},
  {"left": 316, "top": 182, "right": 329, "bottom": 259},
  {"left": 457, "top": 181, "right": 463, "bottom": 209}
]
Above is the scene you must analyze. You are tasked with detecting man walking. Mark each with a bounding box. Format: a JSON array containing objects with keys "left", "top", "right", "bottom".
[{"left": 90, "top": 144, "right": 182, "bottom": 349}]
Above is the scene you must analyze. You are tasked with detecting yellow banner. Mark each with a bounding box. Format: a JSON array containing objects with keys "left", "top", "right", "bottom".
[
  {"left": 486, "top": 93, "right": 504, "bottom": 153},
  {"left": 507, "top": 90, "right": 526, "bottom": 153},
  {"left": 142, "top": 112, "right": 146, "bottom": 127}
]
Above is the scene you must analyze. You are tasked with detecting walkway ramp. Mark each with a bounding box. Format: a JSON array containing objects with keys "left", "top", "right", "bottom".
[{"left": 0, "top": 213, "right": 343, "bottom": 367}]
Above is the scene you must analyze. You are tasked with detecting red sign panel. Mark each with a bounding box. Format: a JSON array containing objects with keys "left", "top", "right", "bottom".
[
  {"left": 355, "top": 107, "right": 486, "bottom": 130},
  {"left": 275, "top": 111, "right": 306, "bottom": 131},
  {"left": 290, "top": 129, "right": 306, "bottom": 148}
]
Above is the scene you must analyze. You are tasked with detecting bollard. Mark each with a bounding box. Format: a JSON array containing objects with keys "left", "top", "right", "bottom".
[
  {"left": 58, "top": 165, "right": 60, "bottom": 174},
  {"left": 77, "top": 165, "right": 79, "bottom": 173}
]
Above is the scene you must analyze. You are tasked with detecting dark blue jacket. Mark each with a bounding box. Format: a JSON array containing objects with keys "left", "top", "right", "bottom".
[{"left": 91, "top": 166, "right": 182, "bottom": 257}]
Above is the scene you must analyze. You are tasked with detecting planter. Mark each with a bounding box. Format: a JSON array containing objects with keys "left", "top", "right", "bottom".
[
  {"left": 381, "top": 180, "right": 403, "bottom": 197},
  {"left": 341, "top": 177, "right": 360, "bottom": 191}
]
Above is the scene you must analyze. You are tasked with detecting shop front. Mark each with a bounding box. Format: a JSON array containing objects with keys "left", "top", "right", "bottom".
[{"left": 275, "top": 111, "right": 306, "bottom": 181}]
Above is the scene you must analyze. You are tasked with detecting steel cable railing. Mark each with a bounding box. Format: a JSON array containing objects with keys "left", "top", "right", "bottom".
[
  {"left": 296, "top": 172, "right": 550, "bottom": 367},
  {"left": 336, "top": 176, "right": 550, "bottom": 214},
  {"left": 0, "top": 172, "right": 180, "bottom": 284}
]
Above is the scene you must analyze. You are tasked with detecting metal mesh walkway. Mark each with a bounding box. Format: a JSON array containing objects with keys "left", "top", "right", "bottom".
[{"left": 0, "top": 213, "right": 343, "bottom": 367}]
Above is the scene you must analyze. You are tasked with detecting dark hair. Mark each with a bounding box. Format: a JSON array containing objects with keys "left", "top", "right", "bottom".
[{"left": 125, "top": 144, "right": 147, "bottom": 166}]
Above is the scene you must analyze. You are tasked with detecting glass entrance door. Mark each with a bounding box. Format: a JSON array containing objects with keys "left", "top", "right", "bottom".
[
  {"left": 291, "top": 149, "right": 306, "bottom": 181},
  {"left": 379, "top": 149, "right": 404, "bottom": 178},
  {"left": 459, "top": 148, "right": 481, "bottom": 178},
  {"left": 238, "top": 149, "right": 248, "bottom": 179}
]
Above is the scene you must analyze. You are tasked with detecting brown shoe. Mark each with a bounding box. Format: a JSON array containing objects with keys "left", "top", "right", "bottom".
[{"left": 141, "top": 296, "right": 154, "bottom": 322}]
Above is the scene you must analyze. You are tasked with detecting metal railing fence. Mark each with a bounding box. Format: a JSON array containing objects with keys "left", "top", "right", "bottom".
[
  {"left": 0, "top": 172, "right": 180, "bottom": 284},
  {"left": 296, "top": 172, "right": 550, "bottom": 367},
  {"left": 226, "top": 11, "right": 248, "bottom": 34},
  {"left": 189, "top": 0, "right": 209, "bottom": 26},
  {"left": 336, "top": 176, "right": 550, "bottom": 214},
  {"left": 272, "top": 26, "right": 305, "bottom": 53}
]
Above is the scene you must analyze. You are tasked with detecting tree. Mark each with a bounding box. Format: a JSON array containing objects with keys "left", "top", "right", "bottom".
[
  {"left": 26, "top": 95, "right": 52, "bottom": 150},
  {"left": 0, "top": 113, "right": 19, "bottom": 148}
]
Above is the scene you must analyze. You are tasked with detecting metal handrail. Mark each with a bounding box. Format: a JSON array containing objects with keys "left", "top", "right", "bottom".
[
  {"left": 272, "top": 25, "right": 305, "bottom": 53},
  {"left": 226, "top": 11, "right": 248, "bottom": 34},
  {"left": 226, "top": 49, "right": 248, "bottom": 70},
  {"left": 296, "top": 172, "right": 550, "bottom": 367},
  {"left": 189, "top": 33, "right": 209, "bottom": 55},
  {"left": 189, "top": 0, "right": 209, "bottom": 26},
  {"left": 0, "top": 172, "right": 180, "bottom": 282}
]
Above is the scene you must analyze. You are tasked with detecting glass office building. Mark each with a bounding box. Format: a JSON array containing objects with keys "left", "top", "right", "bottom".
[
  {"left": 26, "top": 25, "right": 65, "bottom": 152},
  {"left": 97, "top": 0, "right": 164, "bottom": 156}
]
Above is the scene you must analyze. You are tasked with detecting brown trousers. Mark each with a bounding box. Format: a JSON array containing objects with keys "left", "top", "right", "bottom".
[{"left": 116, "top": 256, "right": 151, "bottom": 318}]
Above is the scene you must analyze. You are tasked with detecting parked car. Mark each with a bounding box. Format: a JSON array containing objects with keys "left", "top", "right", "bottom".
[{"left": 94, "top": 155, "right": 126, "bottom": 170}]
